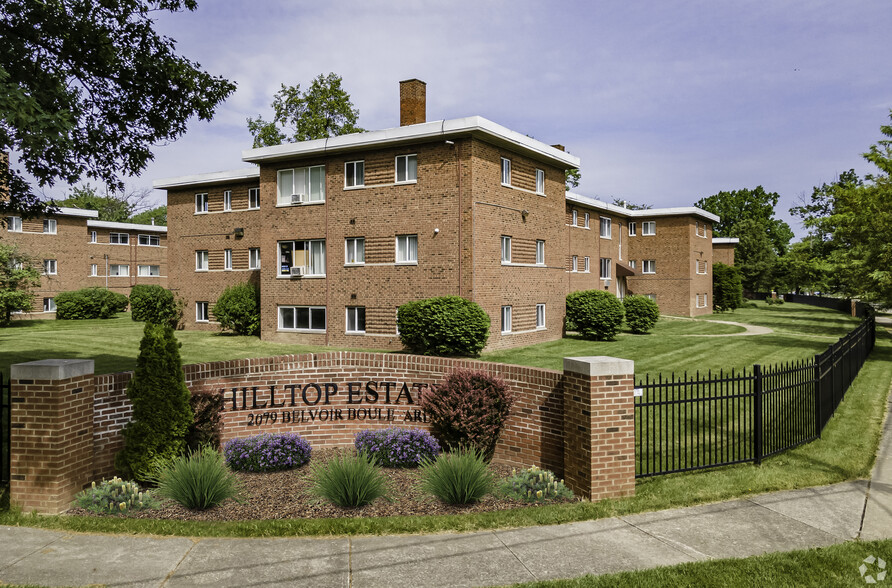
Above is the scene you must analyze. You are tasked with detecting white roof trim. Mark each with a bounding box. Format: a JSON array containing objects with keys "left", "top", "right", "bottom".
[
  {"left": 153, "top": 167, "right": 259, "bottom": 190},
  {"left": 51, "top": 206, "right": 100, "bottom": 219},
  {"left": 241, "top": 116, "right": 580, "bottom": 169},
  {"left": 87, "top": 219, "right": 167, "bottom": 233},
  {"left": 712, "top": 237, "right": 739, "bottom": 244},
  {"left": 565, "top": 192, "right": 720, "bottom": 222}
]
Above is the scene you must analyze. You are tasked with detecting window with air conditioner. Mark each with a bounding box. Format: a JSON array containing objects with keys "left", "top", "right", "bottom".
[
  {"left": 278, "top": 240, "right": 325, "bottom": 276},
  {"left": 278, "top": 166, "right": 325, "bottom": 205},
  {"left": 110, "top": 264, "right": 129, "bottom": 277},
  {"left": 138, "top": 265, "right": 160, "bottom": 277}
]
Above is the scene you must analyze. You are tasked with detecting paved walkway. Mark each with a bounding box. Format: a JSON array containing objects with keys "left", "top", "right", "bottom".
[
  {"left": 2, "top": 396, "right": 891, "bottom": 587},
  {"left": 662, "top": 315, "right": 774, "bottom": 337}
]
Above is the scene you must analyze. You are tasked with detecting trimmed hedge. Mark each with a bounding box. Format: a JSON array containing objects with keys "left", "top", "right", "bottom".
[
  {"left": 130, "top": 284, "right": 182, "bottom": 326},
  {"left": 397, "top": 296, "right": 490, "bottom": 357},
  {"left": 55, "top": 287, "right": 128, "bottom": 320},
  {"left": 623, "top": 295, "right": 660, "bottom": 334},
  {"left": 565, "top": 289, "right": 625, "bottom": 340},
  {"left": 212, "top": 282, "right": 260, "bottom": 336},
  {"left": 713, "top": 262, "right": 744, "bottom": 312}
]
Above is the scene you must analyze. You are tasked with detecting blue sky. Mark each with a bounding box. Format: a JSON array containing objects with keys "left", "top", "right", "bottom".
[{"left": 81, "top": 1, "right": 892, "bottom": 236}]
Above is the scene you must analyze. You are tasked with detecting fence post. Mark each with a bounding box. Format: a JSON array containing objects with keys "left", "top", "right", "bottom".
[
  {"left": 813, "top": 355, "right": 822, "bottom": 438},
  {"left": 753, "top": 364, "right": 763, "bottom": 465}
]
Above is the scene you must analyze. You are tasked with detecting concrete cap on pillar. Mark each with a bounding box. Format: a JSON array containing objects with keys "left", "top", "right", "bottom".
[
  {"left": 563, "top": 356, "right": 634, "bottom": 377},
  {"left": 11, "top": 359, "right": 95, "bottom": 381}
]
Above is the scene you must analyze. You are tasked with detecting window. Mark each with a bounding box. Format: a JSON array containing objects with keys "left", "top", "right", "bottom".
[
  {"left": 7, "top": 216, "right": 22, "bottom": 232},
  {"left": 696, "top": 259, "right": 707, "bottom": 275},
  {"left": 642, "top": 260, "right": 656, "bottom": 274},
  {"left": 9, "top": 259, "right": 22, "bottom": 270},
  {"left": 279, "top": 306, "right": 326, "bottom": 331},
  {"left": 584, "top": 212, "right": 590, "bottom": 228},
  {"left": 501, "top": 236, "right": 511, "bottom": 263},
  {"left": 278, "top": 240, "right": 326, "bottom": 276},
  {"left": 109, "top": 232, "right": 129, "bottom": 245},
  {"left": 110, "top": 264, "right": 129, "bottom": 277},
  {"left": 248, "top": 188, "right": 260, "bottom": 209},
  {"left": 600, "top": 217, "right": 611, "bottom": 238},
  {"left": 696, "top": 293, "right": 708, "bottom": 308},
  {"left": 396, "top": 234, "right": 418, "bottom": 264},
  {"left": 629, "top": 260, "right": 636, "bottom": 269},
  {"left": 195, "top": 193, "right": 208, "bottom": 213},
  {"left": 277, "top": 165, "right": 325, "bottom": 205},
  {"left": 535, "top": 169, "right": 545, "bottom": 195},
  {"left": 346, "top": 307, "right": 366, "bottom": 334},
  {"left": 645, "top": 294, "right": 656, "bottom": 301},
  {"left": 536, "top": 304, "right": 546, "bottom": 329},
  {"left": 43, "top": 259, "right": 57, "bottom": 275},
  {"left": 89, "top": 230, "right": 97, "bottom": 243},
  {"left": 138, "top": 265, "right": 160, "bottom": 277},
  {"left": 90, "top": 264, "right": 98, "bottom": 277},
  {"left": 501, "top": 305, "right": 512, "bottom": 334},
  {"left": 196, "top": 301, "right": 209, "bottom": 323},
  {"left": 584, "top": 256, "right": 591, "bottom": 273},
  {"left": 396, "top": 154, "right": 417, "bottom": 183},
  {"left": 44, "top": 298, "right": 56, "bottom": 312},
  {"left": 642, "top": 221, "right": 656, "bottom": 236},
  {"left": 629, "top": 222, "right": 637, "bottom": 236},
  {"left": 138, "top": 234, "right": 159, "bottom": 246},
  {"left": 345, "top": 237, "right": 365, "bottom": 265},
  {"left": 696, "top": 221, "right": 709, "bottom": 237},
  {"left": 500, "top": 158, "right": 511, "bottom": 186},
  {"left": 196, "top": 250, "right": 209, "bottom": 271},
  {"left": 249, "top": 248, "right": 261, "bottom": 270},
  {"left": 345, "top": 160, "right": 365, "bottom": 188},
  {"left": 571, "top": 209, "right": 578, "bottom": 226},
  {"left": 600, "top": 258, "right": 611, "bottom": 279},
  {"left": 43, "top": 219, "right": 57, "bottom": 234},
  {"left": 223, "top": 190, "right": 232, "bottom": 211},
  {"left": 224, "top": 249, "right": 232, "bottom": 270},
  {"left": 571, "top": 255, "right": 578, "bottom": 272},
  {"left": 536, "top": 240, "right": 545, "bottom": 265}
]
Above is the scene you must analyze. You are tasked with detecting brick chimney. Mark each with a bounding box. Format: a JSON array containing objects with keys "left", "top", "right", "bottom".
[{"left": 399, "top": 79, "right": 426, "bottom": 126}]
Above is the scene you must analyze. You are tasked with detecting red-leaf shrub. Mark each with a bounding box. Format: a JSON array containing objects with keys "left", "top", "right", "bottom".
[{"left": 420, "top": 369, "right": 514, "bottom": 461}]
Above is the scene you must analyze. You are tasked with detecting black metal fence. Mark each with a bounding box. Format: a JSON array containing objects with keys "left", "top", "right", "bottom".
[
  {"left": 635, "top": 315, "right": 876, "bottom": 478},
  {"left": 1, "top": 372, "right": 9, "bottom": 487}
]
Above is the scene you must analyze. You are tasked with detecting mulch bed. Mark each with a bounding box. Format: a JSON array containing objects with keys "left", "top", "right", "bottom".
[{"left": 67, "top": 449, "right": 574, "bottom": 521}]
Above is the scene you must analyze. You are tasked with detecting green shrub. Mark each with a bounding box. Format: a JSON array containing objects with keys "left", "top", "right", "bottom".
[
  {"left": 310, "top": 452, "right": 387, "bottom": 508},
  {"left": 73, "top": 477, "right": 159, "bottom": 514},
  {"left": 397, "top": 296, "right": 490, "bottom": 356},
  {"left": 151, "top": 446, "right": 241, "bottom": 510},
  {"left": 713, "top": 262, "right": 744, "bottom": 312},
  {"left": 499, "top": 466, "right": 573, "bottom": 502},
  {"left": 623, "top": 295, "right": 660, "bottom": 334},
  {"left": 115, "top": 323, "right": 194, "bottom": 482},
  {"left": 55, "top": 287, "right": 128, "bottom": 319},
  {"left": 420, "top": 448, "right": 493, "bottom": 505},
  {"left": 420, "top": 369, "right": 514, "bottom": 461},
  {"left": 765, "top": 296, "right": 785, "bottom": 306},
  {"left": 186, "top": 391, "right": 224, "bottom": 452},
  {"left": 565, "top": 289, "right": 625, "bottom": 340},
  {"left": 212, "top": 282, "right": 260, "bottom": 336},
  {"left": 130, "top": 284, "right": 182, "bottom": 326}
]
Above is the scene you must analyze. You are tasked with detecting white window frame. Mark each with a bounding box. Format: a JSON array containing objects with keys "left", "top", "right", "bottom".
[
  {"left": 248, "top": 188, "right": 260, "bottom": 210},
  {"left": 43, "top": 259, "right": 57, "bottom": 275},
  {"left": 536, "top": 303, "right": 546, "bottom": 329},
  {"left": 600, "top": 258, "right": 611, "bottom": 280},
  {"left": 196, "top": 250, "right": 209, "bottom": 272},
  {"left": 500, "top": 158, "right": 511, "bottom": 186},
  {"left": 90, "top": 264, "right": 98, "bottom": 277},
  {"left": 138, "top": 234, "right": 159, "bottom": 246},
  {"left": 697, "top": 259, "right": 708, "bottom": 275},
  {"left": 535, "top": 169, "right": 545, "bottom": 195},
  {"left": 109, "top": 232, "right": 129, "bottom": 245},
  {"left": 584, "top": 256, "right": 591, "bottom": 273},
  {"left": 536, "top": 240, "right": 545, "bottom": 265},
  {"left": 278, "top": 240, "right": 326, "bottom": 277},
  {"left": 395, "top": 234, "right": 418, "bottom": 264},
  {"left": 138, "top": 265, "right": 160, "bottom": 277},
  {"left": 249, "top": 247, "right": 261, "bottom": 270},
  {"left": 501, "top": 236, "right": 511, "bottom": 263},
  {"left": 196, "top": 301, "right": 209, "bottom": 323},
  {"left": 642, "top": 221, "right": 656, "bottom": 236},
  {"left": 696, "top": 293, "right": 708, "bottom": 309},
  {"left": 195, "top": 193, "right": 208, "bottom": 213},
  {"left": 7, "top": 216, "right": 22, "bottom": 232},
  {"left": 642, "top": 260, "right": 656, "bottom": 274},
  {"left": 224, "top": 248, "right": 232, "bottom": 270},
  {"left": 501, "top": 305, "right": 512, "bottom": 334},
  {"left": 109, "top": 264, "right": 129, "bottom": 277},
  {"left": 345, "top": 237, "right": 365, "bottom": 265},
  {"left": 345, "top": 306, "right": 366, "bottom": 334},
  {"left": 277, "top": 165, "right": 325, "bottom": 205},
  {"left": 43, "top": 219, "right": 57, "bottom": 234},
  {"left": 345, "top": 160, "right": 365, "bottom": 188},
  {"left": 395, "top": 154, "right": 417, "bottom": 184},
  {"left": 629, "top": 222, "right": 637, "bottom": 236},
  {"left": 571, "top": 209, "right": 578, "bottom": 226},
  {"left": 89, "top": 230, "right": 97, "bottom": 243},
  {"left": 223, "top": 190, "right": 232, "bottom": 211},
  {"left": 43, "top": 298, "right": 56, "bottom": 312},
  {"left": 572, "top": 255, "right": 578, "bottom": 272},
  {"left": 629, "top": 260, "right": 637, "bottom": 269},
  {"left": 278, "top": 305, "right": 327, "bottom": 332},
  {"left": 600, "top": 217, "right": 611, "bottom": 238},
  {"left": 584, "top": 212, "right": 590, "bottom": 229}
]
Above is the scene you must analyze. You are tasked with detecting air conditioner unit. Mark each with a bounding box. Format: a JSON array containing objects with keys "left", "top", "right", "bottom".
[
  {"left": 290, "top": 266, "right": 306, "bottom": 277},
  {"left": 291, "top": 194, "right": 304, "bottom": 204}
]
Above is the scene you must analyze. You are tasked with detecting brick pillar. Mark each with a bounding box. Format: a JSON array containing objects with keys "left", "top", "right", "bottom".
[
  {"left": 562, "top": 356, "right": 635, "bottom": 500},
  {"left": 10, "top": 359, "right": 95, "bottom": 514}
]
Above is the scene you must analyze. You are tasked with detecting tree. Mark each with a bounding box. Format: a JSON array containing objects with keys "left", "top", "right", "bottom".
[
  {"left": 0, "top": 242, "right": 40, "bottom": 324},
  {"left": 774, "top": 239, "right": 828, "bottom": 294},
  {"left": 129, "top": 205, "right": 167, "bottom": 226},
  {"left": 565, "top": 168, "right": 581, "bottom": 191},
  {"left": 712, "top": 262, "right": 743, "bottom": 312},
  {"left": 0, "top": 1, "right": 236, "bottom": 218},
  {"left": 247, "top": 73, "right": 364, "bottom": 148},
  {"left": 54, "top": 183, "right": 152, "bottom": 223},
  {"left": 611, "top": 197, "right": 653, "bottom": 210},
  {"left": 790, "top": 169, "right": 862, "bottom": 259}
]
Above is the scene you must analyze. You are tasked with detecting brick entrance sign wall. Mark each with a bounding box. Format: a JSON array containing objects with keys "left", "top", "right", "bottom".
[{"left": 9, "top": 354, "right": 636, "bottom": 513}]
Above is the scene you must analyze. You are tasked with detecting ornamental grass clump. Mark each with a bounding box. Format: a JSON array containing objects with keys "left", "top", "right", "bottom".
[
  {"left": 73, "top": 477, "right": 159, "bottom": 514},
  {"left": 310, "top": 451, "right": 387, "bottom": 508},
  {"left": 151, "top": 445, "right": 241, "bottom": 510},
  {"left": 224, "top": 433, "right": 312, "bottom": 473},
  {"left": 354, "top": 427, "right": 441, "bottom": 468},
  {"left": 499, "top": 466, "right": 574, "bottom": 502},
  {"left": 420, "top": 447, "right": 493, "bottom": 505}
]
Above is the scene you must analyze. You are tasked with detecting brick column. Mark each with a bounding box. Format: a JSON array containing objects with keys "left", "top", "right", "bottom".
[
  {"left": 10, "top": 359, "right": 95, "bottom": 514},
  {"left": 562, "top": 356, "right": 635, "bottom": 500}
]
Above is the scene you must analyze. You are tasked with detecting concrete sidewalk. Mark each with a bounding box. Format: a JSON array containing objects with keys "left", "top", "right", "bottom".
[{"left": 2, "top": 396, "right": 890, "bottom": 587}]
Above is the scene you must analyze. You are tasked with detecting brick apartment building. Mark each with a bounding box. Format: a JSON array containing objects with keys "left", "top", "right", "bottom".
[
  {"left": 3, "top": 207, "right": 167, "bottom": 315},
  {"left": 156, "top": 79, "right": 728, "bottom": 351}
]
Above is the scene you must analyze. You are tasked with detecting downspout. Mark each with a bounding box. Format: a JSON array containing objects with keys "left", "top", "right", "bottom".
[
  {"left": 325, "top": 164, "right": 330, "bottom": 347},
  {"left": 456, "top": 139, "right": 462, "bottom": 298}
]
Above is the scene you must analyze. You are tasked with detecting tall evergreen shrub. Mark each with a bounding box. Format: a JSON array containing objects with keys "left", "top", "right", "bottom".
[
  {"left": 565, "top": 289, "right": 625, "bottom": 340},
  {"left": 397, "top": 296, "right": 490, "bottom": 356},
  {"left": 115, "top": 323, "right": 194, "bottom": 482},
  {"left": 713, "top": 262, "right": 744, "bottom": 312}
]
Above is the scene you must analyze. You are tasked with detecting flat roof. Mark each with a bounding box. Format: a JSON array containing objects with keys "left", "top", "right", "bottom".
[
  {"left": 153, "top": 167, "right": 260, "bottom": 190},
  {"left": 53, "top": 206, "right": 100, "bottom": 219},
  {"left": 87, "top": 219, "right": 167, "bottom": 233},
  {"left": 241, "top": 116, "right": 581, "bottom": 169},
  {"left": 565, "top": 192, "right": 721, "bottom": 222},
  {"left": 712, "top": 237, "right": 739, "bottom": 244}
]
